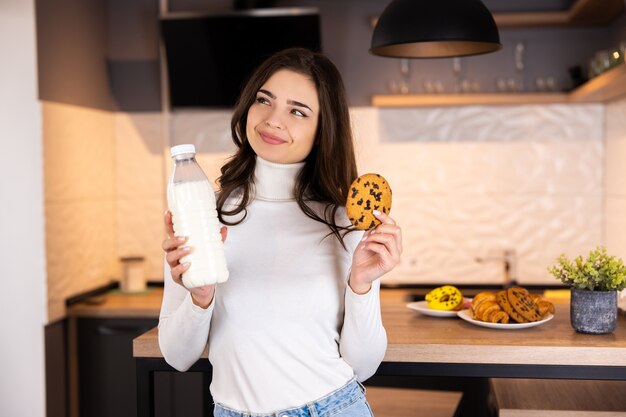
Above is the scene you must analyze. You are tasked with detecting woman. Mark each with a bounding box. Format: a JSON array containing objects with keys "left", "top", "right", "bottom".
[{"left": 159, "top": 48, "right": 402, "bottom": 417}]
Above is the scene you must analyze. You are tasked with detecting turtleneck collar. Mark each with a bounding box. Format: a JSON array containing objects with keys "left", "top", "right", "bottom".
[{"left": 253, "top": 156, "right": 305, "bottom": 202}]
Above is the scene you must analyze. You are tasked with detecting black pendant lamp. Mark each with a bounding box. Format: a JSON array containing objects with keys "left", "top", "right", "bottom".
[{"left": 370, "top": 0, "right": 502, "bottom": 58}]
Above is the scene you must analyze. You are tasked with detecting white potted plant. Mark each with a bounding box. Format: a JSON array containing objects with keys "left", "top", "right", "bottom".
[{"left": 548, "top": 246, "right": 626, "bottom": 334}]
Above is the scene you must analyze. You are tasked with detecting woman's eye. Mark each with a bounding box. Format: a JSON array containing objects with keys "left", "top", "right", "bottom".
[
  {"left": 256, "top": 96, "right": 270, "bottom": 105},
  {"left": 291, "top": 109, "right": 306, "bottom": 117}
]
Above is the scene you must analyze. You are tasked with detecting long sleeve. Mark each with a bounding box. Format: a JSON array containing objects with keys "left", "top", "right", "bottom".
[
  {"left": 338, "top": 278, "right": 387, "bottom": 382},
  {"left": 158, "top": 259, "right": 214, "bottom": 371}
]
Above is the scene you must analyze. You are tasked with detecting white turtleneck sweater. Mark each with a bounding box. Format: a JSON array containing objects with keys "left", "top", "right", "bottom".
[{"left": 158, "top": 156, "right": 387, "bottom": 413}]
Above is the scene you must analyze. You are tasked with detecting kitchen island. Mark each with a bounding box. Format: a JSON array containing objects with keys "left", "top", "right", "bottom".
[{"left": 133, "top": 289, "right": 626, "bottom": 417}]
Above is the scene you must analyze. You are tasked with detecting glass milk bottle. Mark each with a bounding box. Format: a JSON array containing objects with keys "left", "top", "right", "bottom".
[{"left": 167, "top": 144, "right": 229, "bottom": 287}]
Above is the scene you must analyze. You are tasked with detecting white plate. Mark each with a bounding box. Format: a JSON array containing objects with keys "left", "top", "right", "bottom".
[
  {"left": 406, "top": 300, "right": 470, "bottom": 318},
  {"left": 457, "top": 309, "right": 554, "bottom": 329}
]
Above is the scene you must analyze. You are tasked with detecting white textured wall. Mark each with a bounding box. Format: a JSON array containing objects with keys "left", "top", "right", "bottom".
[
  {"left": 48, "top": 103, "right": 607, "bottom": 289},
  {"left": 358, "top": 105, "right": 604, "bottom": 285},
  {"left": 114, "top": 113, "right": 166, "bottom": 279},
  {"left": 44, "top": 102, "right": 117, "bottom": 322},
  {"left": 117, "top": 104, "right": 604, "bottom": 286},
  {"left": 0, "top": 1, "right": 46, "bottom": 416},
  {"left": 605, "top": 97, "right": 626, "bottom": 261}
]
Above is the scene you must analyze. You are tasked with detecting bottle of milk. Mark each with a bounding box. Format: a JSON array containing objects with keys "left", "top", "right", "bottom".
[{"left": 167, "top": 144, "right": 229, "bottom": 288}]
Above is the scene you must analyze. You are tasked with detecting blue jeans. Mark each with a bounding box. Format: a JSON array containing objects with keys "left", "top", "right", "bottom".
[{"left": 213, "top": 379, "right": 374, "bottom": 417}]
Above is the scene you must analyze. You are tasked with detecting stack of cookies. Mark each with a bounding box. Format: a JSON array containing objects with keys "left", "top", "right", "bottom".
[{"left": 471, "top": 287, "right": 554, "bottom": 324}]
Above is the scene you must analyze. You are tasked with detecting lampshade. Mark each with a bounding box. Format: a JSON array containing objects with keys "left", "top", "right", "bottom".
[{"left": 370, "top": 0, "right": 502, "bottom": 58}]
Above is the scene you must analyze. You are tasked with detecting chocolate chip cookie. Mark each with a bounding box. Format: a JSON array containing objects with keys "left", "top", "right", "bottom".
[
  {"left": 346, "top": 173, "right": 392, "bottom": 230},
  {"left": 507, "top": 287, "right": 542, "bottom": 322}
]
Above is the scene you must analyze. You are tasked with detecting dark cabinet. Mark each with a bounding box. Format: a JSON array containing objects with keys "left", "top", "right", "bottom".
[
  {"left": 154, "top": 372, "right": 211, "bottom": 417},
  {"left": 77, "top": 317, "right": 210, "bottom": 417}
]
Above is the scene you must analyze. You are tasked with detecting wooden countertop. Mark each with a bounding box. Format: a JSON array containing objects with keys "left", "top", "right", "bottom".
[
  {"left": 67, "top": 287, "right": 163, "bottom": 318},
  {"left": 381, "top": 298, "right": 626, "bottom": 366},
  {"left": 133, "top": 288, "right": 626, "bottom": 367}
]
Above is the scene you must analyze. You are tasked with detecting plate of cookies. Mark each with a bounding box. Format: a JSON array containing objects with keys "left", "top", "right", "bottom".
[
  {"left": 457, "top": 287, "right": 555, "bottom": 329},
  {"left": 407, "top": 285, "right": 471, "bottom": 318}
]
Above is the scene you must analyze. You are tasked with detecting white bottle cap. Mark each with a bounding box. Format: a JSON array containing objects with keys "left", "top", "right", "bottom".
[{"left": 170, "top": 144, "right": 196, "bottom": 157}]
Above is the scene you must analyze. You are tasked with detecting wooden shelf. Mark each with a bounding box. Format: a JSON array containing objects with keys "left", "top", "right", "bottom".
[
  {"left": 569, "top": 63, "right": 626, "bottom": 103},
  {"left": 372, "top": 64, "right": 626, "bottom": 107},
  {"left": 494, "top": 0, "right": 624, "bottom": 27},
  {"left": 372, "top": 93, "right": 568, "bottom": 107}
]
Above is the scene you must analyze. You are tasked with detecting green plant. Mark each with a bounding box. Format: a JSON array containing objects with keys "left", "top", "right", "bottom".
[{"left": 548, "top": 246, "right": 626, "bottom": 291}]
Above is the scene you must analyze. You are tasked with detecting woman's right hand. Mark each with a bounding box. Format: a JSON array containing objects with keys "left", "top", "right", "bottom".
[{"left": 162, "top": 210, "right": 228, "bottom": 309}]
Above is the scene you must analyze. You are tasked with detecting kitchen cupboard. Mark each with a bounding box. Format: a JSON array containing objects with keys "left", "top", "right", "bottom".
[
  {"left": 76, "top": 317, "right": 209, "bottom": 417},
  {"left": 77, "top": 318, "right": 156, "bottom": 417}
]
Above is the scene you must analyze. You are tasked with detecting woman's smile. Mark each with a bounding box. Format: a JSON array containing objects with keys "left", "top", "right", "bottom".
[{"left": 258, "top": 131, "right": 287, "bottom": 145}]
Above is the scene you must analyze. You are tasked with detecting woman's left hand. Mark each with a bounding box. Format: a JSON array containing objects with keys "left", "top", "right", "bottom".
[{"left": 349, "top": 210, "right": 403, "bottom": 294}]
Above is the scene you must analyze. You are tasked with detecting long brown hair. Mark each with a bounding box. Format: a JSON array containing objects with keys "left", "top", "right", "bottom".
[{"left": 216, "top": 47, "right": 358, "bottom": 249}]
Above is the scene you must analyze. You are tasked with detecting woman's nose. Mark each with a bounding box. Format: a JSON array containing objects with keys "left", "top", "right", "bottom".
[{"left": 265, "top": 110, "right": 284, "bottom": 129}]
